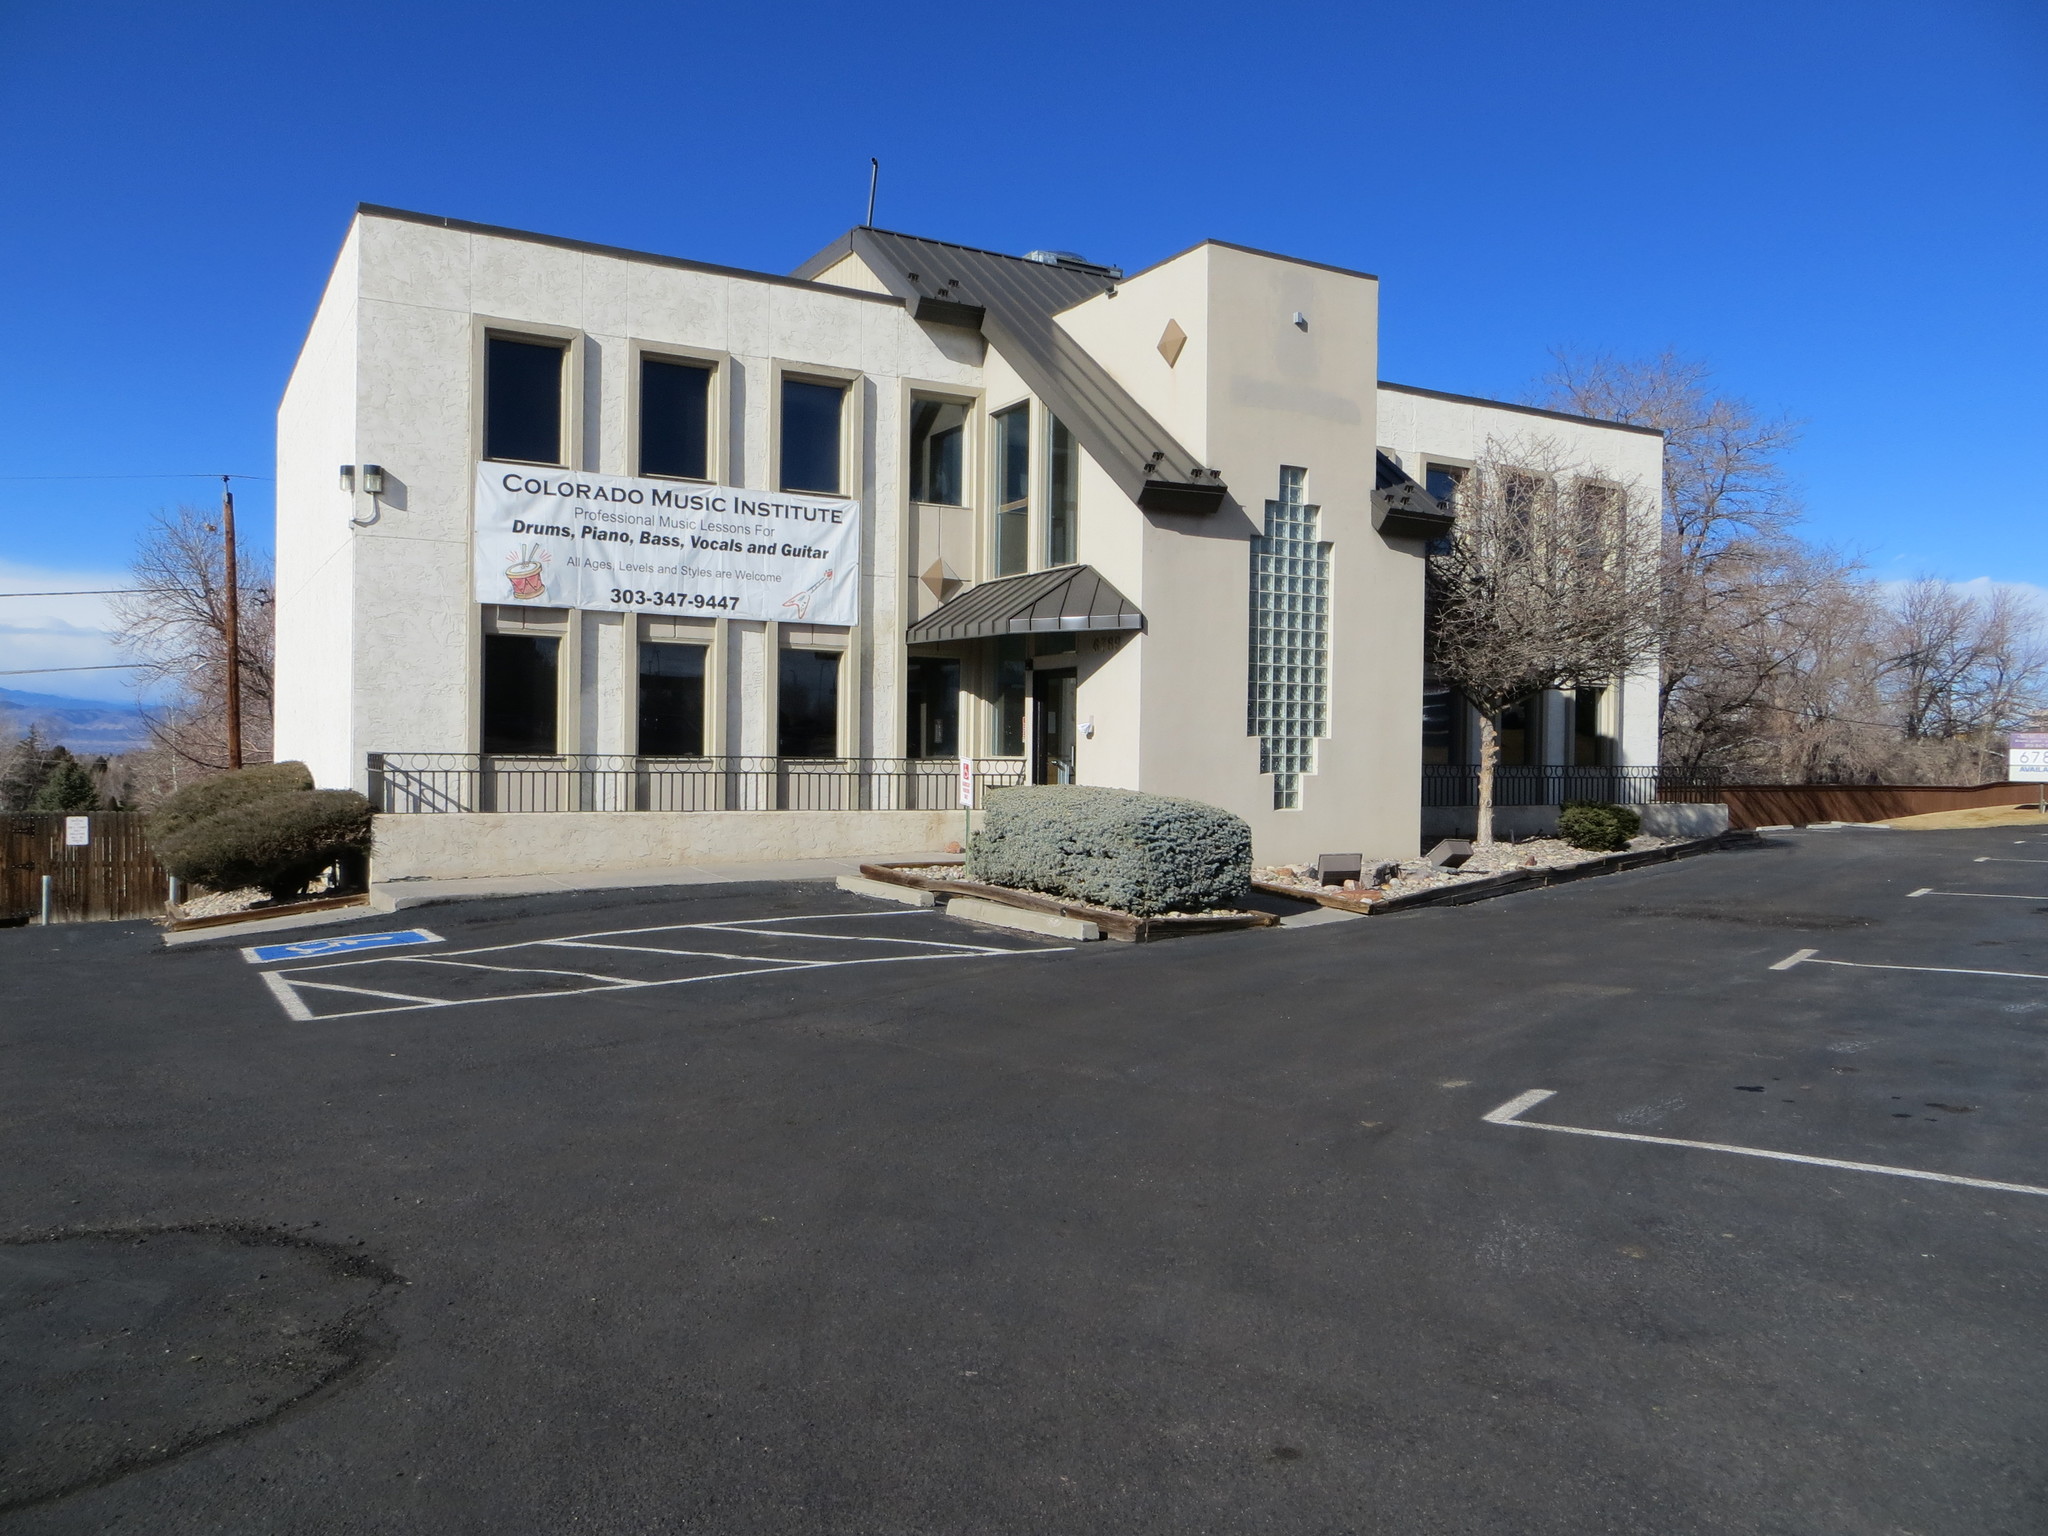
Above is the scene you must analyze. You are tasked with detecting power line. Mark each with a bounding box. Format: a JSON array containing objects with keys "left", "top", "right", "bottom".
[
  {"left": 0, "top": 473, "right": 272, "bottom": 482},
  {"left": 0, "top": 664, "right": 148, "bottom": 676},
  {"left": 0, "top": 589, "right": 170, "bottom": 599}
]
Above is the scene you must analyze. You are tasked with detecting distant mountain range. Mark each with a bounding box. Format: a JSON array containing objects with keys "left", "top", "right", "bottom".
[{"left": 0, "top": 687, "right": 151, "bottom": 756}]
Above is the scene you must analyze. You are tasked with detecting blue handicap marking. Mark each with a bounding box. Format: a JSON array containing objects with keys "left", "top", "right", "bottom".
[{"left": 243, "top": 928, "right": 443, "bottom": 964}]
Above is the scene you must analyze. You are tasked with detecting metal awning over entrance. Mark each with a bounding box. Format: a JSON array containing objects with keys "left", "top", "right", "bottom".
[{"left": 906, "top": 564, "right": 1143, "bottom": 644}]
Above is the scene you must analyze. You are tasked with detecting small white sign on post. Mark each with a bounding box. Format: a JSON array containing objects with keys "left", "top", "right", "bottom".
[
  {"left": 63, "top": 816, "right": 89, "bottom": 847},
  {"left": 2011, "top": 733, "right": 2048, "bottom": 784},
  {"left": 958, "top": 757, "right": 976, "bottom": 809}
]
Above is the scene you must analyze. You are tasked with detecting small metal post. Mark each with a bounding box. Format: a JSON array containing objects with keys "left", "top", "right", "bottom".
[
  {"left": 39, "top": 875, "right": 52, "bottom": 927},
  {"left": 168, "top": 875, "right": 183, "bottom": 910}
]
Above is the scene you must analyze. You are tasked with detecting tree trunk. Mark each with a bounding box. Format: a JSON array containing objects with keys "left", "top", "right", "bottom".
[{"left": 1476, "top": 710, "right": 1500, "bottom": 847}]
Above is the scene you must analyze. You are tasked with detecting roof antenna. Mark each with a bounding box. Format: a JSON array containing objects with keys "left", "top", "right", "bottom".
[{"left": 865, "top": 158, "right": 879, "bottom": 228}]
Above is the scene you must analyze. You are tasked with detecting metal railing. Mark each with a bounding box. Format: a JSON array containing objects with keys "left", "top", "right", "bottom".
[
  {"left": 1421, "top": 765, "right": 1720, "bottom": 808},
  {"left": 368, "top": 753, "right": 1028, "bottom": 813}
]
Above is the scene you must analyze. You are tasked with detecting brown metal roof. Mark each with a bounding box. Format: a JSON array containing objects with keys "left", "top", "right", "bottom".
[{"left": 905, "top": 565, "right": 1143, "bottom": 644}]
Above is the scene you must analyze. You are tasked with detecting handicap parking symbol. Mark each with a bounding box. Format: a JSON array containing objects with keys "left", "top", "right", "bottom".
[{"left": 243, "top": 928, "right": 443, "bottom": 964}]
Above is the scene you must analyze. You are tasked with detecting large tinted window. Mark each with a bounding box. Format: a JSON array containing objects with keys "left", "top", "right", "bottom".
[
  {"left": 994, "top": 636, "right": 1027, "bottom": 756},
  {"left": 640, "top": 358, "right": 711, "bottom": 480},
  {"left": 777, "top": 649, "right": 840, "bottom": 756},
  {"left": 638, "top": 642, "right": 706, "bottom": 755},
  {"left": 482, "top": 634, "right": 559, "bottom": 753},
  {"left": 780, "top": 379, "right": 845, "bottom": 494},
  {"left": 909, "top": 399, "right": 966, "bottom": 505},
  {"left": 905, "top": 656, "right": 960, "bottom": 758},
  {"left": 1047, "top": 416, "right": 1077, "bottom": 565},
  {"left": 485, "top": 338, "right": 563, "bottom": 465},
  {"left": 993, "top": 404, "right": 1030, "bottom": 576}
]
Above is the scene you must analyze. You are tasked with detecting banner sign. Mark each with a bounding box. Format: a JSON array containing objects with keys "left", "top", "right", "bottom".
[
  {"left": 2011, "top": 733, "right": 2048, "bottom": 784},
  {"left": 474, "top": 466, "right": 859, "bottom": 626}
]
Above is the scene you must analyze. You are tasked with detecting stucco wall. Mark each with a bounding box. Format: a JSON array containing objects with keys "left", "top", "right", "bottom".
[
  {"left": 332, "top": 213, "right": 984, "bottom": 782},
  {"left": 371, "top": 809, "right": 966, "bottom": 881},
  {"left": 1061, "top": 243, "right": 1417, "bottom": 865},
  {"left": 273, "top": 226, "right": 363, "bottom": 788}
]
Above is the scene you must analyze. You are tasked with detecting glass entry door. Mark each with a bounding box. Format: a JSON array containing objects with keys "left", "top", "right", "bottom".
[{"left": 1031, "top": 669, "right": 1077, "bottom": 784}]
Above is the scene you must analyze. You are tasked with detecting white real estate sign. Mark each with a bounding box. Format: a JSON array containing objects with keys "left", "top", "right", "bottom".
[
  {"left": 475, "top": 466, "right": 859, "bottom": 626},
  {"left": 2011, "top": 733, "right": 2048, "bottom": 783}
]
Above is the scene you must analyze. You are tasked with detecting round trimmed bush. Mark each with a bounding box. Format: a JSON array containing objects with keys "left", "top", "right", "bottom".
[
  {"left": 156, "top": 787, "right": 373, "bottom": 904},
  {"left": 150, "top": 761, "right": 314, "bottom": 841},
  {"left": 966, "top": 785, "right": 1252, "bottom": 916},
  {"left": 1557, "top": 800, "right": 1639, "bottom": 853}
]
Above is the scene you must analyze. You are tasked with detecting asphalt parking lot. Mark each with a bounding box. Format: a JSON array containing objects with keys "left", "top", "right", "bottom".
[{"left": 2, "top": 829, "right": 2044, "bottom": 1534}]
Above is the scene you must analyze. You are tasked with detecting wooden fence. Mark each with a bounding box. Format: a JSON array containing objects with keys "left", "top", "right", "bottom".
[
  {"left": 1715, "top": 780, "right": 2045, "bottom": 829},
  {"left": 2, "top": 813, "right": 169, "bottom": 925}
]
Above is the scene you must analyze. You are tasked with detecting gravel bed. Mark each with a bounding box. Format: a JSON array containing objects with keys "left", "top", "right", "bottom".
[
  {"left": 171, "top": 887, "right": 267, "bottom": 920},
  {"left": 1257, "top": 836, "right": 1681, "bottom": 901}
]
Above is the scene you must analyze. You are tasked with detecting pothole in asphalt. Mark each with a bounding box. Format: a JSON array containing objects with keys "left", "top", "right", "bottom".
[{"left": 0, "top": 1223, "right": 403, "bottom": 1512}]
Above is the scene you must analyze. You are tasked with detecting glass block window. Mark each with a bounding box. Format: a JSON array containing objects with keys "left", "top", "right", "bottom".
[{"left": 1248, "top": 466, "right": 1328, "bottom": 809}]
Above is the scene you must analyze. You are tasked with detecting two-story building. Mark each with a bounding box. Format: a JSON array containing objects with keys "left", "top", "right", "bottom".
[{"left": 274, "top": 205, "right": 1662, "bottom": 880}]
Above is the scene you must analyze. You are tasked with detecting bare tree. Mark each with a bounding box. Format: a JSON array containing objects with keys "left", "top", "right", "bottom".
[
  {"left": 108, "top": 507, "right": 274, "bottom": 773},
  {"left": 1427, "top": 439, "right": 1664, "bottom": 844},
  {"left": 1880, "top": 579, "right": 2048, "bottom": 776},
  {"left": 1536, "top": 352, "right": 1809, "bottom": 763}
]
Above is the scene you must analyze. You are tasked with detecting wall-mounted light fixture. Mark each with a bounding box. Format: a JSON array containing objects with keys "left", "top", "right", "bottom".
[
  {"left": 1291, "top": 311, "right": 1309, "bottom": 331},
  {"left": 338, "top": 465, "right": 355, "bottom": 490},
  {"left": 360, "top": 464, "right": 386, "bottom": 495}
]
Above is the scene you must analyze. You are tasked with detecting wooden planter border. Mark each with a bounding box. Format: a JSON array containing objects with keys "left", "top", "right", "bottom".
[
  {"left": 165, "top": 892, "right": 371, "bottom": 933},
  {"left": 857, "top": 863, "right": 1278, "bottom": 943},
  {"left": 1250, "top": 879, "right": 1382, "bottom": 913}
]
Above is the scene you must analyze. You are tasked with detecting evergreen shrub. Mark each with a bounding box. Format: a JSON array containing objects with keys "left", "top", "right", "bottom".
[
  {"left": 29, "top": 754, "right": 99, "bottom": 812},
  {"left": 1557, "top": 800, "right": 1642, "bottom": 853},
  {"left": 149, "top": 761, "right": 314, "bottom": 842},
  {"left": 965, "top": 785, "right": 1252, "bottom": 916},
  {"left": 156, "top": 788, "right": 374, "bottom": 904}
]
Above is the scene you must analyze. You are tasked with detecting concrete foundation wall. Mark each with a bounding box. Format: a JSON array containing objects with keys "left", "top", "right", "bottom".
[
  {"left": 371, "top": 810, "right": 965, "bottom": 881},
  {"left": 1639, "top": 802, "right": 1730, "bottom": 837},
  {"left": 1422, "top": 801, "right": 1733, "bottom": 844}
]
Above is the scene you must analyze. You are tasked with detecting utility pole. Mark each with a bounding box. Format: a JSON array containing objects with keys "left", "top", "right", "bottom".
[{"left": 221, "top": 475, "right": 243, "bottom": 770}]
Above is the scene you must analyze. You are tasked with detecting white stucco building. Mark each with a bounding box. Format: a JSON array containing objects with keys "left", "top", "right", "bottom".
[{"left": 275, "top": 205, "right": 1663, "bottom": 880}]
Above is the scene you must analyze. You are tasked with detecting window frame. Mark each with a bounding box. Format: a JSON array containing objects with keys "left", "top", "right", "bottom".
[
  {"left": 906, "top": 391, "right": 974, "bottom": 510},
  {"left": 771, "top": 360, "right": 862, "bottom": 499},
  {"left": 632, "top": 613, "right": 723, "bottom": 758},
  {"left": 1422, "top": 458, "right": 1471, "bottom": 510},
  {"left": 630, "top": 341, "right": 729, "bottom": 483},
  {"left": 478, "top": 603, "right": 572, "bottom": 757},
  {"left": 474, "top": 318, "right": 583, "bottom": 470},
  {"left": 989, "top": 398, "right": 1033, "bottom": 579},
  {"left": 1045, "top": 414, "right": 1079, "bottom": 567}
]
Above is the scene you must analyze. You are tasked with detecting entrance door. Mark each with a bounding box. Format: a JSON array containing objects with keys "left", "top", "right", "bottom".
[{"left": 1031, "top": 669, "right": 1077, "bottom": 784}]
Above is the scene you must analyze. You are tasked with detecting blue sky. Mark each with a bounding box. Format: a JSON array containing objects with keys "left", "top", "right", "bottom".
[{"left": 1, "top": 0, "right": 2042, "bottom": 701}]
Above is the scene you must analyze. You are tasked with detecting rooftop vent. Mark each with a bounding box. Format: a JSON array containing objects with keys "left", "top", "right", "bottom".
[{"left": 1024, "top": 249, "right": 1124, "bottom": 280}]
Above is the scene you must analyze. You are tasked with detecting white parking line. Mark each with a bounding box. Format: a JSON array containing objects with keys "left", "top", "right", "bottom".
[
  {"left": 259, "top": 909, "right": 1067, "bottom": 1021},
  {"left": 1975, "top": 857, "right": 2048, "bottom": 864},
  {"left": 1483, "top": 1089, "right": 2048, "bottom": 1198},
  {"left": 1769, "top": 948, "right": 2048, "bottom": 983},
  {"left": 1907, "top": 889, "right": 2048, "bottom": 901}
]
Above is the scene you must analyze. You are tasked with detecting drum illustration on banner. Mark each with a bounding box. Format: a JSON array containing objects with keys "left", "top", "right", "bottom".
[
  {"left": 474, "top": 466, "right": 860, "bottom": 624},
  {"left": 503, "top": 545, "right": 549, "bottom": 600}
]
